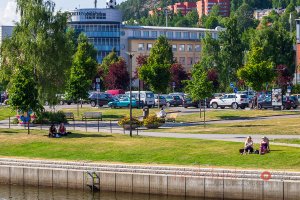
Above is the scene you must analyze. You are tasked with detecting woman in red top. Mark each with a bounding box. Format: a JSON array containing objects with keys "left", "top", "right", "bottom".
[{"left": 59, "top": 123, "right": 67, "bottom": 136}]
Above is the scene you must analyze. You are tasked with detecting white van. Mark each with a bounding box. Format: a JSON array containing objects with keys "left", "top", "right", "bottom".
[{"left": 125, "top": 91, "right": 155, "bottom": 107}]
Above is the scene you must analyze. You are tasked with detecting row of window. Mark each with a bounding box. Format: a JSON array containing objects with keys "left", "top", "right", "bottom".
[
  {"left": 132, "top": 30, "right": 217, "bottom": 40},
  {"left": 88, "top": 38, "right": 120, "bottom": 47},
  {"left": 138, "top": 43, "right": 201, "bottom": 52},
  {"left": 175, "top": 57, "right": 200, "bottom": 66},
  {"left": 71, "top": 24, "right": 120, "bottom": 33}
]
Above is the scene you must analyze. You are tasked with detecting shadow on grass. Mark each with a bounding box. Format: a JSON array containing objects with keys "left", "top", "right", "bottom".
[
  {"left": 217, "top": 116, "right": 253, "bottom": 120},
  {"left": 102, "top": 115, "right": 124, "bottom": 119},
  {"left": 229, "top": 125, "right": 273, "bottom": 128},
  {"left": 43, "top": 133, "right": 113, "bottom": 138}
]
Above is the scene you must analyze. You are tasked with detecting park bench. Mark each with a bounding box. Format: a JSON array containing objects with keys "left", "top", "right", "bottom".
[
  {"left": 165, "top": 112, "right": 179, "bottom": 122},
  {"left": 64, "top": 112, "right": 75, "bottom": 121},
  {"left": 82, "top": 112, "right": 103, "bottom": 121}
]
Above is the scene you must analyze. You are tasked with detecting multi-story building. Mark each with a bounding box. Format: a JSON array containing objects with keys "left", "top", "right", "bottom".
[
  {"left": 68, "top": 8, "right": 122, "bottom": 63},
  {"left": 197, "top": 0, "right": 230, "bottom": 18},
  {"left": 149, "top": 2, "right": 197, "bottom": 16},
  {"left": 120, "top": 25, "right": 221, "bottom": 76},
  {"left": 253, "top": 9, "right": 285, "bottom": 21},
  {"left": 295, "top": 19, "right": 300, "bottom": 83}
]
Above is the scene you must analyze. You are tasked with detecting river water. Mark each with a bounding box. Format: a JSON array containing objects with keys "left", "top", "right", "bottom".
[{"left": 0, "top": 184, "right": 205, "bottom": 200}]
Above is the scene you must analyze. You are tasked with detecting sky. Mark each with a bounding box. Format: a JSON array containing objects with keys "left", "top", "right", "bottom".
[{"left": 0, "top": 0, "right": 126, "bottom": 25}]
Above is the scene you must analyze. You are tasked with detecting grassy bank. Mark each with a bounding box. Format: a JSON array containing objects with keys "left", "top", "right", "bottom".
[
  {"left": 0, "top": 128, "right": 299, "bottom": 171},
  {"left": 149, "top": 117, "right": 300, "bottom": 135},
  {"left": 273, "top": 139, "right": 300, "bottom": 145}
]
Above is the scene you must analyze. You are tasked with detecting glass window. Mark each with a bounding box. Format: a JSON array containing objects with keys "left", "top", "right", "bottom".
[
  {"left": 183, "top": 32, "right": 189, "bottom": 39},
  {"left": 138, "top": 43, "right": 144, "bottom": 51},
  {"left": 187, "top": 44, "right": 193, "bottom": 52},
  {"left": 143, "top": 31, "right": 149, "bottom": 38},
  {"left": 195, "top": 45, "right": 201, "bottom": 52},
  {"left": 147, "top": 43, "right": 153, "bottom": 51},
  {"left": 151, "top": 31, "right": 157, "bottom": 38},
  {"left": 175, "top": 32, "right": 181, "bottom": 39},
  {"left": 179, "top": 57, "right": 185, "bottom": 65},
  {"left": 187, "top": 57, "right": 193, "bottom": 65},
  {"left": 191, "top": 32, "right": 197, "bottom": 39},
  {"left": 133, "top": 30, "right": 141, "bottom": 37},
  {"left": 179, "top": 44, "right": 185, "bottom": 52},
  {"left": 159, "top": 31, "right": 165, "bottom": 36},
  {"left": 172, "top": 44, "right": 177, "bottom": 51},
  {"left": 167, "top": 31, "right": 173, "bottom": 39}
]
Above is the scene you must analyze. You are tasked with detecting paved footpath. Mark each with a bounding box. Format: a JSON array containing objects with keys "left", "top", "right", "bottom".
[{"left": 0, "top": 115, "right": 299, "bottom": 148}]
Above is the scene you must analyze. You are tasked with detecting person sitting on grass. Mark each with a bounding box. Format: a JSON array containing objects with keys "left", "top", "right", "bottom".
[
  {"left": 48, "top": 124, "right": 58, "bottom": 138},
  {"left": 242, "top": 136, "right": 254, "bottom": 154},
  {"left": 260, "top": 136, "right": 270, "bottom": 155},
  {"left": 59, "top": 123, "right": 67, "bottom": 136}
]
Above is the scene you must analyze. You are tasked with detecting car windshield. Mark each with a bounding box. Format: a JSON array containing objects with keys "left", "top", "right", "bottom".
[
  {"left": 146, "top": 93, "right": 154, "bottom": 98},
  {"left": 173, "top": 96, "right": 180, "bottom": 100},
  {"left": 240, "top": 95, "right": 247, "bottom": 98}
]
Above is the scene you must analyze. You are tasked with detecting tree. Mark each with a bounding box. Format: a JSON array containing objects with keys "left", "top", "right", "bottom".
[
  {"left": 66, "top": 33, "right": 97, "bottom": 111},
  {"left": 234, "top": 3, "right": 257, "bottom": 32},
  {"left": 1, "top": 0, "right": 74, "bottom": 105},
  {"left": 139, "top": 35, "right": 173, "bottom": 107},
  {"left": 275, "top": 64, "right": 293, "bottom": 92},
  {"left": 98, "top": 48, "right": 119, "bottom": 76},
  {"left": 8, "top": 67, "right": 40, "bottom": 113},
  {"left": 104, "top": 59, "right": 130, "bottom": 90},
  {"left": 170, "top": 63, "right": 189, "bottom": 91},
  {"left": 237, "top": 47, "right": 275, "bottom": 92},
  {"left": 207, "top": 68, "right": 220, "bottom": 91}
]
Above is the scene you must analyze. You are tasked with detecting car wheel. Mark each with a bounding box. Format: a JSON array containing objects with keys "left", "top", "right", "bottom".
[
  {"left": 212, "top": 102, "right": 218, "bottom": 109},
  {"left": 240, "top": 106, "right": 245, "bottom": 109},
  {"left": 91, "top": 101, "right": 96, "bottom": 107},
  {"left": 220, "top": 106, "right": 225, "bottom": 109},
  {"left": 67, "top": 102, "right": 71, "bottom": 105},
  {"left": 231, "top": 102, "right": 238, "bottom": 109},
  {"left": 59, "top": 100, "right": 64, "bottom": 105},
  {"left": 286, "top": 106, "right": 291, "bottom": 110},
  {"left": 293, "top": 106, "right": 298, "bottom": 109}
]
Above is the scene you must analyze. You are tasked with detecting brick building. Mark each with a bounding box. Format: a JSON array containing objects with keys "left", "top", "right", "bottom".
[
  {"left": 196, "top": 0, "right": 230, "bottom": 18},
  {"left": 149, "top": 2, "right": 197, "bottom": 16}
]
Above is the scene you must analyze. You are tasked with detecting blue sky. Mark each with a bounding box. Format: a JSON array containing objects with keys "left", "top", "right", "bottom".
[{"left": 0, "top": 0, "right": 126, "bottom": 25}]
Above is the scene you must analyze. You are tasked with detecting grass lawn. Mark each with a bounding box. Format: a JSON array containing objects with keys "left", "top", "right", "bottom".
[
  {"left": 273, "top": 139, "right": 300, "bottom": 145},
  {"left": 148, "top": 117, "right": 300, "bottom": 135},
  {"left": 176, "top": 109, "right": 300, "bottom": 123},
  {"left": 0, "top": 128, "right": 299, "bottom": 171},
  {"left": 0, "top": 107, "right": 16, "bottom": 120},
  {"left": 61, "top": 107, "right": 167, "bottom": 121}
]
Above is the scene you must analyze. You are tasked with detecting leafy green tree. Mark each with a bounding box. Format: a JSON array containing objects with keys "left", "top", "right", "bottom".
[
  {"left": 98, "top": 48, "right": 120, "bottom": 75},
  {"left": 237, "top": 47, "right": 275, "bottom": 91},
  {"left": 1, "top": 0, "right": 74, "bottom": 105},
  {"left": 234, "top": 3, "right": 257, "bottom": 32},
  {"left": 66, "top": 33, "right": 97, "bottom": 109},
  {"left": 139, "top": 36, "right": 173, "bottom": 107},
  {"left": 8, "top": 66, "right": 40, "bottom": 113},
  {"left": 185, "top": 64, "right": 213, "bottom": 101}
]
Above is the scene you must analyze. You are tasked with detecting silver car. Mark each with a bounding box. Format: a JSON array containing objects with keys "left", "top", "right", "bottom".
[{"left": 154, "top": 95, "right": 167, "bottom": 107}]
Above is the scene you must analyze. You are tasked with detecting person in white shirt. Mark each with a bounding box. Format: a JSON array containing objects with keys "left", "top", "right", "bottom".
[
  {"left": 157, "top": 107, "right": 167, "bottom": 118},
  {"left": 243, "top": 136, "right": 254, "bottom": 154}
]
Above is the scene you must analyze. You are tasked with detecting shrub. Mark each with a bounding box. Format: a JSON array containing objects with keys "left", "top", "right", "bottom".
[
  {"left": 143, "top": 115, "right": 165, "bottom": 129},
  {"left": 32, "top": 111, "right": 67, "bottom": 124},
  {"left": 11, "top": 118, "right": 19, "bottom": 124},
  {"left": 118, "top": 116, "right": 142, "bottom": 128}
]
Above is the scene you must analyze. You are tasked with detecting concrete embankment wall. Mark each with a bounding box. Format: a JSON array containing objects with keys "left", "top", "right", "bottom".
[{"left": 0, "top": 159, "right": 300, "bottom": 199}]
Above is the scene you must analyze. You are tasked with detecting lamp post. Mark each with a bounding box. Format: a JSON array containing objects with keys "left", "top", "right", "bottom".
[{"left": 126, "top": 52, "right": 134, "bottom": 137}]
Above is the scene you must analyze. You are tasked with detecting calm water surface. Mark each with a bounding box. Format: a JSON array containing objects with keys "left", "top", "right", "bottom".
[{"left": 0, "top": 184, "right": 205, "bottom": 200}]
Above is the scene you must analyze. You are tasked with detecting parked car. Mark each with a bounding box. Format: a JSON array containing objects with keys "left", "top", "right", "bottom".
[
  {"left": 169, "top": 93, "right": 186, "bottom": 100},
  {"left": 210, "top": 93, "right": 249, "bottom": 109},
  {"left": 290, "top": 95, "right": 299, "bottom": 109},
  {"left": 89, "top": 92, "right": 113, "bottom": 107},
  {"left": 106, "top": 89, "right": 125, "bottom": 96},
  {"left": 257, "top": 95, "right": 296, "bottom": 110},
  {"left": 125, "top": 91, "right": 155, "bottom": 107},
  {"left": 183, "top": 97, "right": 210, "bottom": 108},
  {"left": 154, "top": 95, "right": 167, "bottom": 107},
  {"left": 163, "top": 95, "right": 183, "bottom": 107},
  {"left": 0, "top": 92, "right": 7, "bottom": 104},
  {"left": 108, "top": 97, "right": 143, "bottom": 108}
]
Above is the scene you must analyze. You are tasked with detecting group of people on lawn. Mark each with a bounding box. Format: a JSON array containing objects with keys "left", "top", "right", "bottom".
[
  {"left": 48, "top": 123, "right": 67, "bottom": 138},
  {"left": 241, "top": 136, "right": 270, "bottom": 155}
]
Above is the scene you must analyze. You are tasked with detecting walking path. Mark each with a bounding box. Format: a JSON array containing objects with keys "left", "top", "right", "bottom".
[{"left": 0, "top": 114, "right": 299, "bottom": 148}]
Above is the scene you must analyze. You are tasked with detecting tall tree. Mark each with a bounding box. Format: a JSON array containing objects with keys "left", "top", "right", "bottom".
[
  {"left": 170, "top": 63, "right": 188, "bottom": 91},
  {"left": 139, "top": 36, "right": 173, "bottom": 107},
  {"left": 104, "top": 59, "right": 130, "bottom": 90},
  {"left": 66, "top": 33, "right": 97, "bottom": 108},
  {"left": 1, "top": 0, "right": 74, "bottom": 105}
]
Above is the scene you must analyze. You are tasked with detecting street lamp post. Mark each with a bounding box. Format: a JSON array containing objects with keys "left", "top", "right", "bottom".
[{"left": 126, "top": 52, "right": 134, "bottom": 137}]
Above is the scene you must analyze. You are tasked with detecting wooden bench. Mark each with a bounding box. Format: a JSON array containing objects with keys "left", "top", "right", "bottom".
[
  {"left": 64, "top": 112, "right": 75, "bottom": 121},
  {"left": 82, "top": 112, "right": 102, "bottom": 121},
  {"left": 165, "top": 113, "right": 179, "bottom": 122}
]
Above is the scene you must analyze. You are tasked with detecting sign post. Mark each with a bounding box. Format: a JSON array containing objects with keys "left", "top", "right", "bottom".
[{"left": 96, "top": 78, "right": 100, "bottom": 108}]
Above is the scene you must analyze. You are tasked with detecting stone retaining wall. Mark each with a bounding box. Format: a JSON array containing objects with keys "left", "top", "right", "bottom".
[{"left": 0, "top": 159, "right": 299, "bottom": 199}]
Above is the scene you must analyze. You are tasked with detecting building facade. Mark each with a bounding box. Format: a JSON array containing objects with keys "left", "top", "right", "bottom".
[
  {"left": 149, "top": 2, "right": 197, "bottom": 16},
  {"left": 68, "top": 8, "right": 122, "bottom": 63},
  {"left": 121, "top": 25, "right": 220, "bottom": 76},
  {"left": 0, "top": 26, "right": 14, "bottom": 47},
  {"left": 197, "top": 0, "right": 230, "bottom": 18}
]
